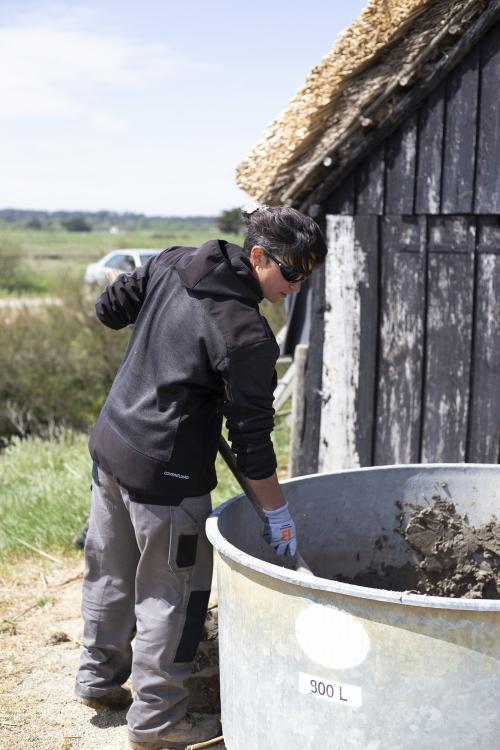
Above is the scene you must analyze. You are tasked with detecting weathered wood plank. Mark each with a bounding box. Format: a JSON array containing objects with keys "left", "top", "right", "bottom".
[
  {"left": 303, "top": 1, "right": 500, "bottom": 213},
  {"left": 319, "top": 215, "right": 357, "bottom": 471},
  {"left": 474, "top": 22, "right": 500, "bottom": 214},
  {"left": 324, "top": 170, "right": 355, "bottom": 215},
  {"left": 353, "top": 216, "right": 379, "bottom": 465},
  {"left": 384, "top": 113, "right": 417, "bottom": 214},
  {"left": 299, "top": 249, "right": 325, "bottom": 475},
  {"left": 441, "top": 46, "right": 479, "bottom": 214},
  {"left": 374, "top": 216, "right": 426, "bottom": 465},
  {"left": 289, "top": 344, "right": 308, "bottom": 478},
  {"left": 319, "top": 215, "right": 378, "bottom": 471},
  {"left": 421, "top": 217, "right": 475, "bottom": 462},
  {"left": 415, "top": 83, "right": 445, "bottom": 215},
  {"left": 468, "top": 218, "right": 500, "bottom": 462},
  {"left": 355, "top": 144, "right": 385, "bottom": 215}
]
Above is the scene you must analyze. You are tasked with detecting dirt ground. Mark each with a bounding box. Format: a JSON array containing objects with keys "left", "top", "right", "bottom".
[{"left": 0, "top": 558, "right": 224, "bottom": 750}]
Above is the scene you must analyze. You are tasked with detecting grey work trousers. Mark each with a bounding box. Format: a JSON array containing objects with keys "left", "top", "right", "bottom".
[{"left": 75, "top": 463, "right": 213, "bottom": 743}]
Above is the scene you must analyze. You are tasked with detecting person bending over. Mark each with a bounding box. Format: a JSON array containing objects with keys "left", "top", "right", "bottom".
[{"left": 75, "top": 205, "right": 327, "bottom": 749}]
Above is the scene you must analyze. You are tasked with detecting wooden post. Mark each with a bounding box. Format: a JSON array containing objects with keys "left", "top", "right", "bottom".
[
  {"left": 318, "top": 215, "right": 378, "bottom": 471},
  {"left": 289, "top": 344, "right": 308, "bottom": 477}
]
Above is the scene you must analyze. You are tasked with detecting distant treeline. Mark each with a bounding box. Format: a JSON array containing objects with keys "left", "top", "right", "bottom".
[{"left": 0, "top": 209, "right": 217, "bottom": 231}]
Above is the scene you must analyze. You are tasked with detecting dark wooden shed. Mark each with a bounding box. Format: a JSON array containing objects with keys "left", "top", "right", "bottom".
[{"left": 237, "top": 0, "right": 500, "bottom": 473}]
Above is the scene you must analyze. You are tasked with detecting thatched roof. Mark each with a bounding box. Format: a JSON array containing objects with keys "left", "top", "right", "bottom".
[{"left": 236, "top": 0, "right": 492, "bottom": 208}]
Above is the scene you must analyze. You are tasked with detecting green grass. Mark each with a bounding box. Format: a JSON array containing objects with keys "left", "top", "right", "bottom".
[
  {"left": 0, "top": 430, "right": 91, "bottom": 566},
  {"left": 0, "top": 223, "right": 285, "bottom": 328},
  {"left": 0, "top": 225, "right": 244, "bottom": 262},
  {"left": 0, "top": 413, "right": 291, "bottom": 568},
  {"left": 0, "top": 226, "right": 247, "bottom": 297}
]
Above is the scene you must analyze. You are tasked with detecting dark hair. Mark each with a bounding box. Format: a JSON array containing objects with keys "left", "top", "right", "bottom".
[{"left": 240, "top": 205, "right": 327, "bottom": 276}]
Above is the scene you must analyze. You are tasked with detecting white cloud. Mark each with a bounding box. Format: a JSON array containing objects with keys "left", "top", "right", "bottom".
[
  {"left": 6, "top": 2, "right": 101, "bottom": 31},
  {"left": 0, "top": 22, "right": 220, "bottom": 131}
]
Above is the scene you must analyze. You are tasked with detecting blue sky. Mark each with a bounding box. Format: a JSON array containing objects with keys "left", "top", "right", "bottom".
[{"left": 0, "top": 1, "right": 367, "bottom": 215}]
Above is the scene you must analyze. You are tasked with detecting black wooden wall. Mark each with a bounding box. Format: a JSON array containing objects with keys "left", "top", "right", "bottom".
[{"left": 300, "top": 21, "right": 500, "bottom": 473}]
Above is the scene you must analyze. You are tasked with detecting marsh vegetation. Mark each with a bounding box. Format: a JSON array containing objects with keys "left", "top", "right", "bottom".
[{"left": 0, "top": 219, "right": 288, "bottom": 568}]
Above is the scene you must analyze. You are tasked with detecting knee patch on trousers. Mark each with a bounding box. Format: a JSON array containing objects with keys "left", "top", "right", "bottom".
[
  {"left": 176, "top": 534, "right": 198, "bottom": 568},
  {"left": 174, "top": 590, "right": 210, "bottom": 663}
]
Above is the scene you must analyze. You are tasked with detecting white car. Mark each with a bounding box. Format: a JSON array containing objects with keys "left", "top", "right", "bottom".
[{"left": 84, "top": 248, "right": 162, "bottom": 286}]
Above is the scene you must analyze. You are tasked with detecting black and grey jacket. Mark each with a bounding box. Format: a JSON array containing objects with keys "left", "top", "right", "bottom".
[{"left": 89, "top": 240, "right": 279, "bottom": 502}]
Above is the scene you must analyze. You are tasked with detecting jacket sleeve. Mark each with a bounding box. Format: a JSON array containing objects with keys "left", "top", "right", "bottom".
[
  {"left": 95, "top": 255, "right": 157, "bottom": 329},
  {"left": 219, "top": 339, "right": 278, "bottom": 480}
]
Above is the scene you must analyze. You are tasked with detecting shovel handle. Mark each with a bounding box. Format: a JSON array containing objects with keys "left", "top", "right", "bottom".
[
  {"left": 218, "top": 436, "right": 314, "bottom": 576},
  {"left": 218, "top": 436, "right": 266, "bottom": 521}
]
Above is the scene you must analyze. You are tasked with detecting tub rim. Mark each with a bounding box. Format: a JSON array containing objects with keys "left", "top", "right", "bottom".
[{"left": 206, "top": 462, "right": 500, "bottom": 612}]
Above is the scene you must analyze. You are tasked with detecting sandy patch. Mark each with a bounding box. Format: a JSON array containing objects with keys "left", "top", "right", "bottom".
[{"left": 0, "top": 561, "right": 223, "bottom": 750}]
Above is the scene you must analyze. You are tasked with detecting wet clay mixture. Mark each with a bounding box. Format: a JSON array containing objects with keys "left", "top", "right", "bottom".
[{"left": 343, "top": 495, "right": 500, "bottom": 599}]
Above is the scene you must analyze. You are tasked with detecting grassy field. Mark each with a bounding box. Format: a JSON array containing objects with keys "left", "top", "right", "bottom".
[
  {"left": 0, "top": 221, "right": 289, "bottom": 569},
  {"left": 0, "top": 221, "right": 234, "bottom": 257},
  {"left": 0, "top": 224, "right": 285, "bottom": 330},
  {"left": 0, "top": 414, "right": 291, "bottom": 567},
  {"left": 0, "top": 224, "right": 245, "bottom": 296}
]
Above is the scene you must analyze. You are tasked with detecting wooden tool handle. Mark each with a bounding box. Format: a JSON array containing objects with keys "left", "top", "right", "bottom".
[
  {"left": 218, "top": 436, "right": 266, "bottom": 521},
  {"left": 218, "top": 436, "right": 314, "bottom": 576}
]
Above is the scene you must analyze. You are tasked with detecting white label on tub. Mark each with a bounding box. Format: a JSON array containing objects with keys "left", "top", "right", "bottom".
[
  {"left": 298, "top": 672, "right": 362, "bottom": 707},
  {"left": 295, "top": 604, "right": 370, "bottom": 669}
]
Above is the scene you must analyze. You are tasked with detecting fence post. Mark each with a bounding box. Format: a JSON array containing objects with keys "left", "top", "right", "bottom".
[{"left": 289, "top": 344, "right": 308, "bottom": 477}]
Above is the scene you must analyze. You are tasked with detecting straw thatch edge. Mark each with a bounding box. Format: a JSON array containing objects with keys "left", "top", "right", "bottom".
[{"left": 237, "top": 0, "right": 490, "bottom": 205}]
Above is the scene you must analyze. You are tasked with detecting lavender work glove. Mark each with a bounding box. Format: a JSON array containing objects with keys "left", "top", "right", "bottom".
[{"left": 262, "top": 502, "right": 297, "bottom": 558}]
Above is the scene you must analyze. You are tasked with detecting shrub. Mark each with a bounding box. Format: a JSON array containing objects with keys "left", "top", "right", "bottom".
[
  {"left": 216, "top": 208, "right": 244, "bottom": 234},
  {"left": 26, "top": 219, "right": 43, "bottom": 229},
  {"left": 0, "top": 282, "right": 287, "bottom": 444},
  {"left": 0, "top": 239, "right": 50, "bottom": 294},
  {"left": 0, "top": 280, "right": 130, "bottom": 442},
  {"left": 62, "top": 217, "right": 92, "bottom": 232}
]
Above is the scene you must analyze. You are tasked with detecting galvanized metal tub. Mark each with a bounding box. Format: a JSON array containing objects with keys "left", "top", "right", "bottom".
[{"left": 206, "top": 464, "right": 500, "bottom": 750}]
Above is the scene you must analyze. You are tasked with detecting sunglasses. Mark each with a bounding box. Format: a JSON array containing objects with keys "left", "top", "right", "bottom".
[{"left": 259, "top": 245, "right": 308, "bottom": 284}]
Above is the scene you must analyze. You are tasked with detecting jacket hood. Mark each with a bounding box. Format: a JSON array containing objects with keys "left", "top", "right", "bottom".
[{"left": 175, "top": 240, "right": 263, "bottom": 302}]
